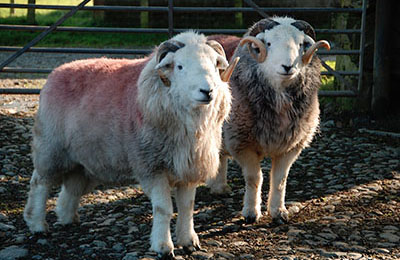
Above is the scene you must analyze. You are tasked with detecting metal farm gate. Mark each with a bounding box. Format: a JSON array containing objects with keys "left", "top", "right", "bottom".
[{"left": 0, "top": 0, "right": 367, "bottom": 97}]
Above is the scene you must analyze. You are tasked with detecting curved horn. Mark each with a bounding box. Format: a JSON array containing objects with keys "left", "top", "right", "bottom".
[
  {"left": 206, "top": 40, "right": 226, "bottom": 59},
  {"left": 156, "top": 40, "right": 185, "bottom": 87},
  {"left": 302, "top": 40, "right": 330, "bottom": 65},
  {"left": 291, "top": 20, "right": 316, "bottom": 40},
  {"left": 239, "top": 36, "right": 267, "bottom": 63},
  {"left": 156, "top": 40, "right": 185, "bottom": 63},
  {"left": 220, "top": 57, "right": 240, "bottom": 82},
  {"left": 248, "top": 18, "right": 280, "bottom": 37}
]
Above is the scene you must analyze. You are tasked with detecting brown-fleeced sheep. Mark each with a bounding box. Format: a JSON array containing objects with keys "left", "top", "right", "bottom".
[{"left": 208, "top": 17, "right": 330, "bottom": 224}]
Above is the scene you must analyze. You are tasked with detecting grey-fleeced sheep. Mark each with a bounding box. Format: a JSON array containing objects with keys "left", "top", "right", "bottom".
[
  {"left": 207, "top": 17, "right": 330, "bottom": 224},
  {"left": 23, "top": 31, "right": 238, "bottom": 258}
]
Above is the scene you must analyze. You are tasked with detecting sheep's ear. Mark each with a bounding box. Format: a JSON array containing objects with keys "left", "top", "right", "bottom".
[
  {"left": 206, "top": 40, "right": 226, "bottom": 59},
  {"left": 155, "top": 52, "right": 174, "bottom": 70},
  {"left": 155, "top": 40, "right": 184, "bottom": 87},
  {"left": 239, "top": 36, "right": 267, "bottom": 63},
  {"left": 155, "top": 53, "right": 174, "bottom": 87},
  {"left": 207, "top": 40, "right": 231, "bottom": 78},
  {"left": 304, "top": 35, "right": 316, "bottom": 46},
  {"left": 302, "top": 40, "right": 330, "bottom": 65},
  {"left": 216, "top": 55, "right": 228, "bottom": 70}
]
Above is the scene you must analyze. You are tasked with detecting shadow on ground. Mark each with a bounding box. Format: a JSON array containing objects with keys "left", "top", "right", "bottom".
[{"left": 0, "top": 110, "right": 399, "bottom": 259}]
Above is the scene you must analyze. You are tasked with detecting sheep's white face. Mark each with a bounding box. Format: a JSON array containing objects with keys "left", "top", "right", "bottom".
[
  {"left": 155, "top": 43, "right": 229, "bottom": 107},
  {"left": 256, "top": 19, "right": 315, "bottom": 89}
]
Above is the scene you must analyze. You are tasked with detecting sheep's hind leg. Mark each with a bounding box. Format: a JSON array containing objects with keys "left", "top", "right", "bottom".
[
  {"left": 236, "top": 150, "right": 263, "bottom": 223},
  {"left": 141, "top": 175, "right": 174, "bottom": 259},
  {"left": 207, "top": 154, "right": 231, "bottom": 194},
  {"left": 268, "top": 148, "right": 301, "bottom": 225},
  {"left": 175, "top": 184, "right": 200, "bottom": 253},
  {"left": 24, "top": 169, "right": 51, "bottom": 233},
  {"left": 55, "top": 166, "right": 93, "bottom": 225}
]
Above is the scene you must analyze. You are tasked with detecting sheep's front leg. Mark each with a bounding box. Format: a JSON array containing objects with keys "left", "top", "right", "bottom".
[
  {"left": 24, "top": 169, "right": 50, "bottom": 233},
  {"left": 207, "top": 154, "right": 231, "bottom": 194},
  {"left": 268, "top": 148, "right": 301, "bottom": 224},
  {"left": 142, "top": 175, "right": 174, "bottom": 258},
  {"left": 175, "top": 184, "right": 200, "bottom": 252},
  {"left": 236, "top": 150, "right": 263, "bottom": 223}
]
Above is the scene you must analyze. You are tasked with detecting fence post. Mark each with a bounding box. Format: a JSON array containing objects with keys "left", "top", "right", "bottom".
[
  {"left": 357, "top": 0, "right": 367, "bottom": 93},
  {"left": 10, "top": 0, "right": 14, "bottom": 15},
  {"left": 140, "top": 0, "right": 149, "bottom": 28},
  {"left": 93, "top": 0, "right": 105, "bottom": 22},
  {"left": 27, "top": 0, "right": 36, "bottom": 24},
  {"left": 372, "top": 0, "right": 390, "bottom": 118},
  {"left": 168, "top": 0, "right": 173, "bottom": 38},
  {"left": 234, "top": 0, "right": 243, "bottom": 27}
]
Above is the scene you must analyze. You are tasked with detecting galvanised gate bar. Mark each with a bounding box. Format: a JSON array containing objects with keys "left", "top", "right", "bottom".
[{"left": 0, "top": 0, "right": 367, "bottom": 97}]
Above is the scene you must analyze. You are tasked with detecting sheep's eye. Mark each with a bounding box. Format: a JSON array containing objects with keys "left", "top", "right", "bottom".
[
  {"left": 267, "top": 42, "right": 271, "bottom": 47},
  {"left": 177, "top": 65, "right": 183, "bottom": 70}
]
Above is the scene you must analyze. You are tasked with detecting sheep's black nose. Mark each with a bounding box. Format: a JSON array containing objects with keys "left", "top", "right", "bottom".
[
  {"left": 200, "top": 88, "right": 212, "bottom": 101},
  {"left": 282, "top": 65, "right": 292, "bottom": 73}
]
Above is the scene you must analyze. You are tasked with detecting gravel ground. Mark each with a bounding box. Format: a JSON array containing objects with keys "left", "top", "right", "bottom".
[
  {"left": 0, "top": 52, "right": 143, "bottom": 80},
  {"left": 1, "top": 53, "right": 400, "bottom": 260}
]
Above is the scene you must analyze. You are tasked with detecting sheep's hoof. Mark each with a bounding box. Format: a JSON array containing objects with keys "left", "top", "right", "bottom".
[
  {"left": 54, "top": 222, "right": 76, "bottom": 231},
  {"left": 27, "top": 221, "right": 49, "bottom": 234},
  {"left": 209, "top": 184, "right": 232, "bottom": 195},
  {"left": 245, "top": 215, "right": 258, "bottom": 224},
  {"left": 183, "top": 244, "right": 201, "bottom": 254},
  {"left": 242, "top": 208, "right": 261, "bottom": 224},
  {"left": 272, "top": 215, "right": 289, "bottom": 226},
  {"left": 158, "top": 251, "right": 175, "bottom": 260},
  {"left": 55, "top": 211, "right": 80, "bottom": 225}
]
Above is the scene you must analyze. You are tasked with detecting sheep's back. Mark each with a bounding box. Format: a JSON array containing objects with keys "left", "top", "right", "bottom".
[
  {"left": 42, "top": 58, "right": 146, "bottom": 112},
  {"left": 33, "top": 58, "right": 148, "bottom": 182}
]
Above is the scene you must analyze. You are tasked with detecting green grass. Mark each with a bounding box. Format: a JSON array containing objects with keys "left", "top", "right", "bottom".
[
  {"left": 0, "top": 0, "right": 167, "bottom": 48},
  {"left": 319, "top": 60, "right": 356, "bottom": 111},
  {"left": 320, "top": 60, "right": 335, "bottom": 90},
  {"left": 0, "top": 29, "right": 168, "bottom": 48},
  {"left": 0, "top": 0, "right": 93, "bottom": 17}
]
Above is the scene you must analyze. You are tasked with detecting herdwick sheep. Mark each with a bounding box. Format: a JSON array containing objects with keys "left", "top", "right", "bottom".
[
  {"left": 207, "top": 17, "right": 330, "bottom": 224},
  {"left": 23, "top": 31, "right": 238, "bottom": 258}
]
